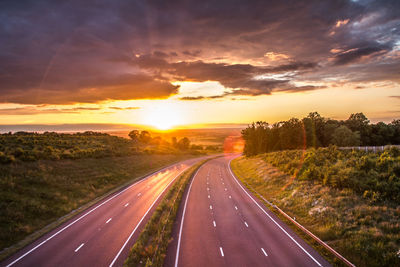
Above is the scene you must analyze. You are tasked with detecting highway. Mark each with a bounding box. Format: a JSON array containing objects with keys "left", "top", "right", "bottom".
[
  {"left": 166, "top": 155, "right": 331, "bottom": 267},
  {"left": 1, "top": 157, "right": 206, "bottom": 267}
]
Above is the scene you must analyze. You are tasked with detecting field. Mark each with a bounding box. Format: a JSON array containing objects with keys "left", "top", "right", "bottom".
[
  {"left": 231, "top": 148, "right": 400, "bottom": 267},
  {"left": 109, "top": 128, "right": 243, "bottom": 147}
]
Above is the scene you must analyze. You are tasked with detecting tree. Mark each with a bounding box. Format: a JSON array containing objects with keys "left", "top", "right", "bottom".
[
  {"left": 128, "top": 130, "right": 139, "bottom": 143},
  {"left": 346, "top": 113, "right": 370, "bottom": 145},
  {"left": 331, "top": 125, "right": 360, "bottom": 147},
  {"left": 177, "top": 137, "right": 190, "bottom": 150},
  {"left": 139, "top": 131, "right": 152, "bottom": 144}
]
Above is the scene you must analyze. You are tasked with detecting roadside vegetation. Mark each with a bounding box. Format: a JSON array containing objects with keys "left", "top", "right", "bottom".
[
  {"left": 241, "top": 112, "right": 400, "bottom": 156},
  {"left": 232, "top": 150, "right": 400, "bottom": 267},
  {"left": 0, "top": 130, "right": 212, "bottom": 164},
  {"left": 124, "top": 160, "right": 207, "bottom": 267}
]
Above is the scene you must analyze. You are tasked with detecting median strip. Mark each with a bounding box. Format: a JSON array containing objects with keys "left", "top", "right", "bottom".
[{"left": 124, "top": 159, "right": 210, "bottom": 267}]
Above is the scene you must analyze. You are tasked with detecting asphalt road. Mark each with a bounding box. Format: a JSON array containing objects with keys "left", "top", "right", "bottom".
[
  {"left": 166, "top": 155, "right": 332, "bottom": 267},
  {"left": 2, "top": 157, "right": 206, "bottom": 267}
]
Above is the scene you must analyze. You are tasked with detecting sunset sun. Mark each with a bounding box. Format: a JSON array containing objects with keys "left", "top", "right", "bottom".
[{"left": 144, "top": 103, "right": 183, "bottom": 130}]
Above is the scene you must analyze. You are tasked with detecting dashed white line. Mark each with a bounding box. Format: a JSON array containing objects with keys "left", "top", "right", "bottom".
[
  {"left": 175, "top": 165, "right": 204, "bottom": 267},
  {"left": 244, "top": 221, "right": 249, "bottom": 227},
  {"left": 106, "top": 218, "right": 112, "bottom": 224},
  {"left": 213, "top": 221, "right": 216, "bottom": 227},
  {"left": 124, "top": 203, "right": 129, "bottom": 207},
  {"left": 228, "top": 158, "right": 323, "bottom": 267},
  {"left": 111, "top": 166, "right": 190, "bottom": 267},
  {"left": 229, "top": 195, "right": 232, "bottom": 199},
  {"left": 210, "top": 205, "right": 213, "bottom": 210},
  {"left": 208, "top": 195, "right": 210, "bottom": 199},
  {"left": 261, "top": 248, "right": 268, "bottom": 256},
  {"left": 207, "top": 187, "right": 210, "bottom": 191},
  {"left": 74, "top": 243, "right": 84, "bottom": 252},
  {"left": 224, "top": 188, "right": 227, "bottom": 191},
  {"left": 235, "top": 206, "right": 238, "bottom": 210},
  {"left": 219, "top": 247, "right": 224, "bottom": 257},
  {"left": 137, "top": 192, "right": 141, "bottom": 197}
]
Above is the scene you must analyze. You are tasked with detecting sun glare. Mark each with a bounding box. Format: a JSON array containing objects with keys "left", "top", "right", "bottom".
[{"left": 144, "top": 103, "right": 183, "bottom": 130}]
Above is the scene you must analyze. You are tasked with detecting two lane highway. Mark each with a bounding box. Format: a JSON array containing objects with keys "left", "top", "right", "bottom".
[
  {"left": 2, "top": 157, "right": 206, "bottom": 267},
  {"left": 168, "top": 155, "right": 331, "bottom": 267}
]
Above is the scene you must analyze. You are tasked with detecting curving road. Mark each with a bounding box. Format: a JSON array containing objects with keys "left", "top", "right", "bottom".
[
  {"left": 1, "top": 157, "right": 207, "bottom": 267},
  {"left": 165, "top": 155, "right": 331, "bottom": 267}
]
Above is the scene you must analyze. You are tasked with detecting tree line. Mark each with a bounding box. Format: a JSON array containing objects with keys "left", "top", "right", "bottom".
[{"left": 242, "top": 112, "right": 400, "bottom": 156}]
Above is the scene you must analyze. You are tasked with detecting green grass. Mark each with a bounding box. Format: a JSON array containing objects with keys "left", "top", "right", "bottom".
[
  {"left": 232, "top": 154, "right": 400, "bottom": 267},
  {"left": 124, "top": 160, "right": 209, "bottom": 267},
  {"left": 0, "top": 153, "right": 191, "bottom": 255}
]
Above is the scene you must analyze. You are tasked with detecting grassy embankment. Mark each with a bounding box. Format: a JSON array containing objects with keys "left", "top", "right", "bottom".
[
  {"left": 231, "top": 147, "right": 400, "bottom": 267},
  {"left": 124, "top": 160, "right": 208, "bottom": 267},
  {"left": 0, "top": 132, "right": 200, "bottom": 259}
]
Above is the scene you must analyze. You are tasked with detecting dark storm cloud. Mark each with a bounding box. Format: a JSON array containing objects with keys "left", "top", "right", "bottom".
[
  {"left": 332, "top": 44, "right": 390, "bottom": 65},
  {"left": 0, "top": 0, "right": 399, "bottom": 104}
]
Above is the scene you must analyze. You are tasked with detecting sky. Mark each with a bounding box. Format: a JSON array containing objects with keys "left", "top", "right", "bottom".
[{"left": 0, "top": 0, "right": 399, "bottom": 130}]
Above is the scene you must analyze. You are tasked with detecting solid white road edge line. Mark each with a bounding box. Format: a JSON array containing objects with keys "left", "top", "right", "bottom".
[
  {"left": 174, "top": 164, "right": 204, "bottom": 267},
  {"left": 109, "top": 167, "right": 189, "bottom": 267},
  {"left": 74, "top": 243, "right": 85, "bottom": 253},
  {"left": 228, "top": 158, "right": 323, "bottom": 267}
]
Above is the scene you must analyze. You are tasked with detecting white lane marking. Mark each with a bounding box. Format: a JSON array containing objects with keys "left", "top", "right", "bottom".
[
  {"left": 261, "top": 248, "right": 268, "bottom": 256},
  {"left": 110, "top": 166, "right": 190, "bottom": 267},
  {"left": 219, "top": 247, "right": 224, "bottom": 257},
  {"left": 174, "top": 165, "right": 204, "bottom": 267},
  {"left": 74, "top": 243, "right": 84, "bottom": 252},
  {"left": 210, "top": 205, "right": 213, "bottom": 210},
  {"left": 208, "top": 195, "right": 210, "bottom": 199},
  {"left": 207, "top": 187, "right": 210, "bottom": 191},
  {"left": 235, "top": 206, "right": 238, "bottom": 210},
  {"left": 229, "top": 195, "right": 232, "bottom": 199},
  {"left": 213, "top": 221, "right": 216, "bottom": 227},
  {"left": 124, "top": 203, "right": 129, "bottom": 207},
  {"left": 224, "top": 188, "right": 227, "bottom": 191},
  {"left": 137, "top": 192, "right": 141, "bottom": 197},
  {"left": 228, "top": 159, "right": 322, "bottom": 267},
  {"left": 5, "top": 162, "right": 165, "bottom": 267},
  {"left": 244, "top": 221, "right": 249, "bottom": 227},
  {"left": 106, "top": 218, "right": 112, "bottom": 224}
]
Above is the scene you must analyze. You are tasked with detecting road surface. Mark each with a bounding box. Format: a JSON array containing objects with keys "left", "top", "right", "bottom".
[
  {"left": 2, "top": 157, "right": 206, "bottom": 267},
  {"left": 166, "top": 155, "right": 331, "bottom": 267}
]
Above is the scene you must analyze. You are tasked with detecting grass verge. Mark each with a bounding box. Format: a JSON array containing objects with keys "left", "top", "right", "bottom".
[
  {"left": 231, "top": 155, "right": 400, "bottom": 267},
  {"left": 124, "top": 159, "right": 209, "bottom": 267},
  {"left": 0, "top": 154, "right": 193, "bottom": 261}
]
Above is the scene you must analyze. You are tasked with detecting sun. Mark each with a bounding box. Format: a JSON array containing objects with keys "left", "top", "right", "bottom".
[{"left": 144, "top": 102, "right": 183, "bottom": 130}]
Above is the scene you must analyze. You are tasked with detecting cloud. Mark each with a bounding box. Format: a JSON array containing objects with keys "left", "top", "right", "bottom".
[
  {"left": 109, "top": 106, "right": 140, "bottom": 110},
  {"left": 0, "top": 106, "right": 102, "bottom": 115},
  {"left": 0, "top": 0, "right": 398, "bottom": 104},
  {"left": 332, "top": 45, "right": 390, "bottom": 65}
]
